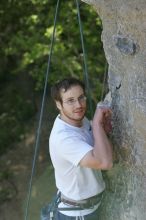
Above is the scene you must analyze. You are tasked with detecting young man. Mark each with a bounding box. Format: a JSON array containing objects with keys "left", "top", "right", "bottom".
[{"left": 49, "top": 78, "right": 113, "bottom": 220}]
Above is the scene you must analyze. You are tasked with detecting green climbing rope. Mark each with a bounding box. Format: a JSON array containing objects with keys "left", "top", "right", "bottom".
[
  {"left": 76, "top": 0, "right": 93, "bottom": 117},
  {"left": 24, "top": 1, "right": 60, "bottom": 219}
]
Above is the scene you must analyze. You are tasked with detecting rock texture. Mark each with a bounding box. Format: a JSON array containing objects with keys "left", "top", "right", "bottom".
[{"left": 82, "top": 0, "right": 146, "bottom": 219}]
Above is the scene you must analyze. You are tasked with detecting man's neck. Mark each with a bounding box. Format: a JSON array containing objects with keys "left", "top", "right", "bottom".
[{"left": 59, "top": 115, "right": 83, "bottom": 127}]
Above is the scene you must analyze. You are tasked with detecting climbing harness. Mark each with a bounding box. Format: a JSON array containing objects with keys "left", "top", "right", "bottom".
[
  {"left": 60, "top": 191, "right": 103, "bottom": 209},
  {"left": 40, "top": 191, "right": 103, "bottom": 220},
  {"left": 41, "top": 193, "right": 61, "bottom": 220},
  {"left": 24, "top": 0, "right": 107, "bottom": 220}
]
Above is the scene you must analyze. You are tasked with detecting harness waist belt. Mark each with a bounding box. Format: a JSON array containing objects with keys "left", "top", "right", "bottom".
[{"left": 61, "top": 192, "right": 103, "bottom": 209}]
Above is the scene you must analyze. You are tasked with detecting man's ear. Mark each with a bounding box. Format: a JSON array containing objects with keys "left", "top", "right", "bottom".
[{"left": 56, "top": 101, "right": 62, "bottom": 111}]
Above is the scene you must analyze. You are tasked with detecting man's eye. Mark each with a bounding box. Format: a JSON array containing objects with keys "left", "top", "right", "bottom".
[
  {"left": 79, "top": 95, "right": 86, "bottom": 102},
  {"left": 79, "top": 95, "right": 84, "bottom": 101},
  {"left": 67, "top": 99, "right": 75, "bottom": 104}
]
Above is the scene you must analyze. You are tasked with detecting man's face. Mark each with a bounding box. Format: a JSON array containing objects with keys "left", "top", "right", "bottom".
[{"left": 56, "top": 85, "right": 87, "bottom": 127}]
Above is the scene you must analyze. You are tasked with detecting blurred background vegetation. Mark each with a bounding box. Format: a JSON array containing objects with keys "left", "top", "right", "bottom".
[{"left": 0, "top": 0, "right": 106, "bottom": 156}]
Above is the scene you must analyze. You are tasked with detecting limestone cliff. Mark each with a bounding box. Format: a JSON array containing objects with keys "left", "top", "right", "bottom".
[{"left": 82, "top": 1, "right": 146, "bottom": 219}]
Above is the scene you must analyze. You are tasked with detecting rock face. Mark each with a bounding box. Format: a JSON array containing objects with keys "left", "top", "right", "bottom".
[{"left": 82, "top": 1, "right": 146, "bottom": 219}]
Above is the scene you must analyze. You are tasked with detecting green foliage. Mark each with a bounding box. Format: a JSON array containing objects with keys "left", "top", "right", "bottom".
[
  {"left": 0, "top": 0, "right": 106, "bottom": 89},
  {"left": 0, "top": 83, "right": 36, "bottom": 154},
  {"left": 0, "top": 168, "right": 16, "bottom": 203},
  {"left": 0, "top": 0, "right": 106, "bottom": 155}
]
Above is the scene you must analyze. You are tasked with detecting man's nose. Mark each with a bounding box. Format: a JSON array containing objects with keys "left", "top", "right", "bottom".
[{"left": 75, "top": 99, "right": 82, "bottom": 107}]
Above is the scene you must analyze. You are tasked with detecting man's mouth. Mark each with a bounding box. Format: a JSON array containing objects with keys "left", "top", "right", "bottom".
[{"left": 74, "top": 109, "right": 84, "bottom": 114}]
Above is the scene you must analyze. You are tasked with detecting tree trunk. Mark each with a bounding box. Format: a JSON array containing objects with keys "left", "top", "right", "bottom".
[{"left": 82, "top": 0, "right": 146, "bottom": 219}]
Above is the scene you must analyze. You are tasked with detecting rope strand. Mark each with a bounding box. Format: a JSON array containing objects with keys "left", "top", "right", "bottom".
[
  {"left": 24, "top": 1, "right": 60, "bottom": 219},
  {"left": 76, "top": 0, "right": 93, "bottom": 118}
]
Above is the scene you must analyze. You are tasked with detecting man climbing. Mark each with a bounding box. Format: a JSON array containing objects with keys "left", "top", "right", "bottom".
[{"left": 49, "top": 77, "right": 113, "bottom": 220}]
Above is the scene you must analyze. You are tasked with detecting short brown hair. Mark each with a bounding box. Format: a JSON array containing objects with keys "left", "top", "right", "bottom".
[{"left": 51, "top": 78, "right": 85, "bottom": 103}]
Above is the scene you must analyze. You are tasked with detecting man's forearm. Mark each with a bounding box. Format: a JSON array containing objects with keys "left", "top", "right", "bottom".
[{"left": 93, "top": 124, "right": 113, "bottom": 169}]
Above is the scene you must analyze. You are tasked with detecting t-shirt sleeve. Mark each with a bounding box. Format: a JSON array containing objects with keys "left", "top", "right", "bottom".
[{"left": 57, "top": 132, "right": 93, "bottom": 166}]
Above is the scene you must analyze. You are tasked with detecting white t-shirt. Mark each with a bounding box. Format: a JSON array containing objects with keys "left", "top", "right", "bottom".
[{"left": 49, "top": 115, "right": 105, "bottom": 216}]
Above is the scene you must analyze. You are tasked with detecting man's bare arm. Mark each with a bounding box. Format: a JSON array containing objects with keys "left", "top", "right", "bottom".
[{"left": 80, "top": 107, "right": 113, "bottom": 170}]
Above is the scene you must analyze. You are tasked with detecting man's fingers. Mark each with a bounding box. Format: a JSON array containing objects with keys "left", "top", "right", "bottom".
[{"left": 101, "top": 108, "right": 112, "bottom": 116}]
